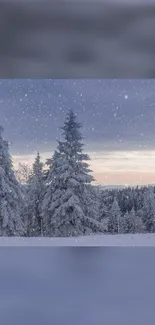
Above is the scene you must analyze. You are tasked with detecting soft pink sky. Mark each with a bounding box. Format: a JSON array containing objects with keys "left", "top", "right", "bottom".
[{"left": 12, "top": 149, "right": 155, "bottom": 186}]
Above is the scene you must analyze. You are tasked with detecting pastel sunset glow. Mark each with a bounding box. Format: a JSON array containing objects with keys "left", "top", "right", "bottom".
[{"left": 12, "top": 149, "right": 155, "bottom": 186}]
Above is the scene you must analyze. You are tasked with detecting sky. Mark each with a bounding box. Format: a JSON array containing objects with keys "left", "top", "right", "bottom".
[{"left": 0, "top": 78, "right": 155, "bottom": 186}]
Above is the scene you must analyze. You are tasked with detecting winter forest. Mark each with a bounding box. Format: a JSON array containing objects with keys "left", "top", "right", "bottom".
[{"left": 0, "top": 109, "right": 154, "bottom": 237}]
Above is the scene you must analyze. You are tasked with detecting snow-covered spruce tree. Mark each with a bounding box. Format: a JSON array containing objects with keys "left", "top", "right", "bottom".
[
  {"left": 102, "top": 189, "right": 114, "bottom": 211},
  {"left": 84, "top": 184, "right": 101, "bottom": 221},
  {"left": 108, "top": 197, "right": 121, "bottom": 234},
  {"left": 126, "top": 207, "right": 136, "bottom": 234},
  {"left": 99, "top": 190, "right": 111, "bottom": 220},
  {"left": 43, "top": 157, "right": 52, "bottom": 182},
  {"left": 42, "top": 110, "right": 105, "bottom": 237},
  {"left": 27, "top": 153, "right": 45, "bottom": 236},
  {"left": 128, "top": 206, "right": 145, "bottom": 234},
  {"left": 119, "top": 211, "right": 130, "bottom": 234},
  {"left": 0, "top": 126, "right": 25, "bottom": 236},
  {"left": 142, "top": 187, "right": 155, "bottom": 233},
  {"left": 120, "top": 206, "right": 145, "bottom": 234},
  {"left": 98, "top": 190, "right": 110, "bottom": 232}
]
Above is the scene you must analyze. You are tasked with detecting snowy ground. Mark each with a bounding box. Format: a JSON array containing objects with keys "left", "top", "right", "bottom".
[
  {"left": 1, "top": 233, "right": 155, "bottom": 246},
  {"left": 1, "top": 234, "right": 155, "bottom": 324}
]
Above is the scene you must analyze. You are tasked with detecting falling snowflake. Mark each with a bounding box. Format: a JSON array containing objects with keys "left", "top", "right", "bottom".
[{"left": 124, "top": 94, "right": 128, "bottom": 100}]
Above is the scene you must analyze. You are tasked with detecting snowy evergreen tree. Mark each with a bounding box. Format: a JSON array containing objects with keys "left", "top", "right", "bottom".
[
  {"left": 133, "top": 213, "right": 145, "bottom": 234},
  {"left": 119, "top": 211, "right": 130, "bottom": 234},
  {"left": 120, "top": 207, "right": 145, "bottom": 234},
  {"left": 102, "top": 189, "right": 114, "bottom": 210},
  {"left": 142, "top": 187, "right": 155, "bottom": 233},
  {"left": 128, "top": 206, "right": 145, "bottom": 234},
  {"left": 0, "top": 126, "right": 25, "bottom": 236},
  {"left": 42, "top": 110, "right": 105, "bottom": 237},
  {"left": 99, "top": 200, "right": 109, "bottom": 221},
  {"left": 27, "top": 153, "right": 45, "bottom": 236},
  {"left": 44, "top": 157, "right": 52, "bottom": 181},
  {"left": 84, "top": 184, "right": 101, "bottom": 220},
  {"left": 98, "top": 190, "right": 110, "bottom": 232},
  {"left": 99, "top": 190, "right": 110, "bottom": 220},
  {"left": 108, "top": 197, "right": 121, "bottom": 234},
  {"left": 127, "top": 207, "right": 137, "bottom": 233}
]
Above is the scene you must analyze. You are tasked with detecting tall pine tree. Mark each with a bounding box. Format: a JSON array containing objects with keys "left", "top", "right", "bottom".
[
  {"left": 0, "top": 126, "right": 25, "bottom": 236},
  {"left": 27, "top": 153, "right": 45, "bottom": 236},
  {"left": 119, "top": 211, "right": 130, "bottom": 234},
  {"left": 108, "top": 197, "right": 121, "bottom": 234},
  {"left": 142, "top": 187, "right": 155, "bottom": 233},
  {"left": 42, "top": 110, "right": 105, "bottom": 237},
  {"left": 128, "top": 206, "right": 145, "bottom": 234}
]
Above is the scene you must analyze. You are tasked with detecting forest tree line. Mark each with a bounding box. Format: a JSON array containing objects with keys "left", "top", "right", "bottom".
[{"left": 0, "top": 110, "right": 154, "bottom": 237}]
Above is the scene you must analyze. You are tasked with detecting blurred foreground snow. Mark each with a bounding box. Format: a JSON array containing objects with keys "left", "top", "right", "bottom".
[{"left": 1, "top": 235, "right": 155, "bottom": 325}]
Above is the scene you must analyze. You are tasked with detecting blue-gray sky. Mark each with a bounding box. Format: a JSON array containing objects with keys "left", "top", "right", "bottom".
[{"left": 0, "top": 79, "right": 155, "bottom": 185}]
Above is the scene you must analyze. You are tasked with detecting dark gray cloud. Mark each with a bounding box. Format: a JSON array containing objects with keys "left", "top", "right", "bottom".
[{"left": 0, "top": 79, "right": 155, "bottom": 155}]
